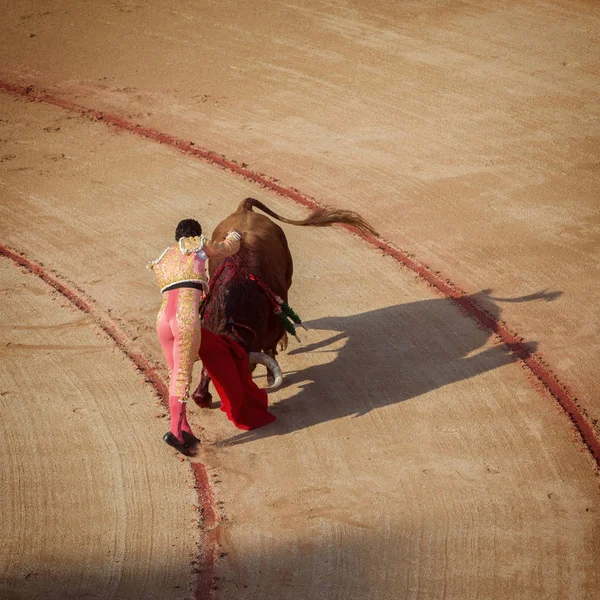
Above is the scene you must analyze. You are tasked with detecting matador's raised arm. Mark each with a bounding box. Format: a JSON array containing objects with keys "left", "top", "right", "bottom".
[{"left": 203, "top": 230, "right": 241, "bottom": 259}]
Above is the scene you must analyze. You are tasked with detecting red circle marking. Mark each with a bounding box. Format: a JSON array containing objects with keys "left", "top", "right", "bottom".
[
  {"left": 0, "top": 246, "right": 217, "bottom": 600},
  {"left": 0, "top": 83, "right": 597, "bottom": 467}
]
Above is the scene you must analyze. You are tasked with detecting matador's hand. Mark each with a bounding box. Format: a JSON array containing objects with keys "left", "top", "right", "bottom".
[{"left": 226, "top": 231, "right": 242, "bottom": 241}]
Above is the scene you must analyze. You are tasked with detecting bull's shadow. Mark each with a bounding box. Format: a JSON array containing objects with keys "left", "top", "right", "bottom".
[{"left": 219, "top": 289, "right": 561, "bottom": 445}]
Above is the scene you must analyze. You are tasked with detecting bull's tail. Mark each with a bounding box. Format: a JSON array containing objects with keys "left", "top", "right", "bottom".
[{"left": 238, "top": 197, "right": 379, "bottom": 237}]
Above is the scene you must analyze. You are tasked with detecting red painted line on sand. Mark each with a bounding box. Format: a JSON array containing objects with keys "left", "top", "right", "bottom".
[
  {"left": 0, "top": 245, "right": 218, "bottom": 600},
  {"left": 360, "top": 237, "right": 600, "bottom": 468},
  {"left": 1, "top": 80, "right": 598, "bottom": 470}
]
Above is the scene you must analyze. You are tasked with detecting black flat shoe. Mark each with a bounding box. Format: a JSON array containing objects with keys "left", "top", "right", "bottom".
[
  {"left": 181, "top": 430, "right": 201, "bottom": 449},
  {"left": 163, "top": 432, "right": 193, "bottom": 457}
]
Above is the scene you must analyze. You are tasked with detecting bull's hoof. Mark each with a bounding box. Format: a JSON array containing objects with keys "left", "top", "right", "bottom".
[{"left": 193, "top": 391, "right": 212, "bottom": 409}]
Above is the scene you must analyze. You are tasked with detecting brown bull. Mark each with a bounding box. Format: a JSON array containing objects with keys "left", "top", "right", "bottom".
[{"left": 192, "top": 197, "right": 377, "bottom": 406}]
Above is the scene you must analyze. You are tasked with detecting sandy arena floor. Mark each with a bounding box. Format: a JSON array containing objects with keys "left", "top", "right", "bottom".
[{"left": 1, "top": 2, "right": 599, "bottom": 599}]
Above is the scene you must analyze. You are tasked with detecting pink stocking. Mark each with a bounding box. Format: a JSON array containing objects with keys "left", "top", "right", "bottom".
[
  {"left": 169, "top": 396, "right": 192, "bottom": 442},
  {"left": 180, "top": 404, "right": 194, "bottom": 436},
  {"left": 158, "top": 288, "right": 202, "bottom": 443}
]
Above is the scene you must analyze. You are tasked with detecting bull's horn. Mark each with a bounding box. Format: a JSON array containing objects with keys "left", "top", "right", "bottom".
[{"left": 248, "top": 352, "right": 283, "bottom": 389}]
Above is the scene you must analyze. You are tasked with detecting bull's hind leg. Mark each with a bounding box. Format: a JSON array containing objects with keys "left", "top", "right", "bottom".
[{"left": 192, "top": 367, "right": 213, "bottom": 408}]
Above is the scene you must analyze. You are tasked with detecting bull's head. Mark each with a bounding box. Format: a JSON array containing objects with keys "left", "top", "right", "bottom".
[{"left": 202, "top": 260, "right": 284, "bottom": 389}]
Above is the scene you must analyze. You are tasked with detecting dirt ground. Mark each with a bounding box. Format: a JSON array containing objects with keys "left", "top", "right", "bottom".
[{"left": 1, "top": 1, "right": 599, "bottom": 599}]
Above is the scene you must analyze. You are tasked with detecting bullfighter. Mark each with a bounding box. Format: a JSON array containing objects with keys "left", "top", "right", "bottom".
[{"left": 148, "top": 218, "right": 241, "bottom": 455}]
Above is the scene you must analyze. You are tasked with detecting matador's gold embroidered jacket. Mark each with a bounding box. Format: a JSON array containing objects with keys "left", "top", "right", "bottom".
[{"left": 148, "top": 232, "right": 241, "bottom": 293}]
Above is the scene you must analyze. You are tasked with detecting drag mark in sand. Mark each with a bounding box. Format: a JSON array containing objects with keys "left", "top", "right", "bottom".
[
  {"left": 0, "top": 80, "right": 598, "bottom": 471},
  {"left": 0, "top": 244, "right": 218, "bottom": 600}
]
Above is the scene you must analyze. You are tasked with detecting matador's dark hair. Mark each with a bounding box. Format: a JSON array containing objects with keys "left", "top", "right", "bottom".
[{"left": 175, "top": 219, "right": 202, "bottom": 241}]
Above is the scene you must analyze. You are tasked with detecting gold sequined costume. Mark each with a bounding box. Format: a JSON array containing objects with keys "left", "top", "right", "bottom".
[{"left": 148, "top": 233, "right": 241, "bottom": 401}]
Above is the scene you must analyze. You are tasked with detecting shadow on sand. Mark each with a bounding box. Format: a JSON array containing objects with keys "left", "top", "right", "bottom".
[{"left": 218, "top": 289, "right": 561, "bottom": 446}]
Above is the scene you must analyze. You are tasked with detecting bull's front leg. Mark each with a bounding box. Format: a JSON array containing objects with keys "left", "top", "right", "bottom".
[{"left": 192, "top": 366, "right": 213, "bottom": 408}]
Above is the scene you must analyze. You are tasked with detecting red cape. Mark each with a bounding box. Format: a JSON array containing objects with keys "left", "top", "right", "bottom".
[{"left": 199, "top": 328, "right": 276, "bottom": 430}]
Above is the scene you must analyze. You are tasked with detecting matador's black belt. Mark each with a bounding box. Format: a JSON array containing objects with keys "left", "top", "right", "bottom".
[{"left": 162, "top": 280, "right": 208, "bottom": 294}]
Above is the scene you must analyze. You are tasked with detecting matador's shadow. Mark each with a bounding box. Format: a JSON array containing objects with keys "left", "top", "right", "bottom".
[{"left": 219, "top": 289, "right": 561, "bottom": 446}]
